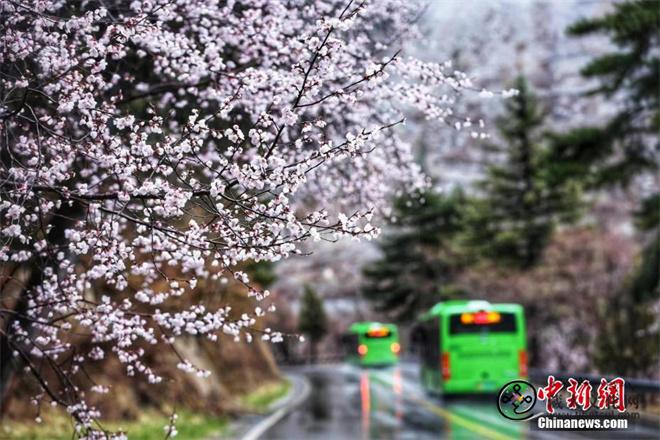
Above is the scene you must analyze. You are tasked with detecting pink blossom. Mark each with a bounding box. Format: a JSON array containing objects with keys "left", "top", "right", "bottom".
[{"left": 0, "top": 0, "right": 491, "bottom": 433}]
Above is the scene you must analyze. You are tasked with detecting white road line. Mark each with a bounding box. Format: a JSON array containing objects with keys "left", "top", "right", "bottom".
[{"left": 240, "top": 374, "right": 311, "bottom": 440}]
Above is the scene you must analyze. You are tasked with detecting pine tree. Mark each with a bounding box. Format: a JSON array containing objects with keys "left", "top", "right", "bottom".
[
  {"left": 246, "top": 260, "right": 276, "bottom": 288},
  {"left": 565, "top": 1, "right": 659, "bottom": 375},
  {"left": 298, "top": 285, "right": 327, "bottom": 362},
  {"left": 361, "top": 190, "right": 468, "bottom": 322},
  {"left": 465, "top": 77, "right": 580, "bottom": 269},
  {"left": 561, "top": 0, "right": 659, "bottom": 188}
]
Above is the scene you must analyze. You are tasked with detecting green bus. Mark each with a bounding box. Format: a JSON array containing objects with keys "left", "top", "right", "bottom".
[
  {"left": 414, "top": 300, "right": 527, "bottom": 394},
  {"left": 342, "top": 322, "right": 401, "bottom": 367}
]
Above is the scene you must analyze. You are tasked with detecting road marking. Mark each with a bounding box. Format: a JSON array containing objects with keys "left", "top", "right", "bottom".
[
  {"left": 368, "top": 369, "right": 512, "bottom": 440},
  {"left": 412, "top": 397, "right": 512, "bottom": 440},
  {"left": 450, "top": 404, "right": 521, "bottom": 431},
  {"left": 241, "top": 374, "right": 311, "bottom": 440}
]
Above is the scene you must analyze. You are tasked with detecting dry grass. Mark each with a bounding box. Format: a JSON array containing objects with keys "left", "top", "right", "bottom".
[{"left": 0, "top": 409, "right": 227, "bottom": 440}]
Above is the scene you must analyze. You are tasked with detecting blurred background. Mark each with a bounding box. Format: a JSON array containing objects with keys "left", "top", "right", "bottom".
[{"left": 276, "top": 0, "right": 658, "bottom": 378}]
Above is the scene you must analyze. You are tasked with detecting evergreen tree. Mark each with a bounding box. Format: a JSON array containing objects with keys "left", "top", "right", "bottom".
[
  {"left": 362, "top": 190, "right": 468, "bottom": 322},
  {"left": 465, "top": 77, "right": 580, "bottom": 269},
  {"left": 564, "top": 1, "right": 659, "bottom": 375},
  {"left": 563, "top": 0, "right": 659, "bottom": 232},
  {"left": 559, "top": 0, "right": 659, "bottom": 189},
  {"left": 246, "top": 260, "right": 276, "bottom": 288},
  {"left": 298, "top": 285, "right": 327, "bottom": 362}
]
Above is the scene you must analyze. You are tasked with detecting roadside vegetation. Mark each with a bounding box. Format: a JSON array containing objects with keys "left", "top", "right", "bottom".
[
  {"left": 240, "top": 379, "right": 291, "bottom": 413},
  {"left": 1, "top": 378, "right": 291, "bottom": 439},
  {"left": 0, "top": 410, "right": 228, "bottom": 440}
]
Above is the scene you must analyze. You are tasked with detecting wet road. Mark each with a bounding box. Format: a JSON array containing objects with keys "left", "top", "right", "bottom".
[{"left": 263, "top": 363, "right": 659, "bottom": 440}]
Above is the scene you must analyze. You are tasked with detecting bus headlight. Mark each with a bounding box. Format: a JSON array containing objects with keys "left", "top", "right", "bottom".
[
  {"left": 358, "top": 344, "right": 368, "bottom": 356},
  {"left": 390, "top": 342, "right": 401, "bottom": 354}
]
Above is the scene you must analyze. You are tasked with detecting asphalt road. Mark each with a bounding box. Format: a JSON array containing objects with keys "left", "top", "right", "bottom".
[{"left": 261, "top": 363, "right": 659, "bottom": 440}]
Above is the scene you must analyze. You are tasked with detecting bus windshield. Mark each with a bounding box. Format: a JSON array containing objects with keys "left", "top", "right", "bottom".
[{"left": 449, "top": 311, "right": 517, "bottom": 334}]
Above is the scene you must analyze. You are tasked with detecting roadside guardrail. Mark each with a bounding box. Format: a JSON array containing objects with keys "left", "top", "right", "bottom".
[{"left": 530, "top": 369, "right": 660, "bottom": 393}]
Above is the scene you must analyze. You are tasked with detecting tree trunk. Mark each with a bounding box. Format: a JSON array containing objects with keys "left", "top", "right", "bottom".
[{"left": 309, "top": 340, "right": 318, "bottom": 364}]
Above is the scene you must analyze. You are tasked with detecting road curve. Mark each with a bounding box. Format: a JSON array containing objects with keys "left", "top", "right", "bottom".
[{"left": 259, "top": 363, "right": 659, "bottom": 440}]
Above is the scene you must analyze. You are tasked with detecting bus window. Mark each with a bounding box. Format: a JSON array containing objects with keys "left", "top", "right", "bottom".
[{"left": 449, "top": 312, "right": 517, "bottom": 334}]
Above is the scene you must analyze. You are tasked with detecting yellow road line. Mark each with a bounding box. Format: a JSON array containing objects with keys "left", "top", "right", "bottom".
[
  {"left": 369, "top": 372, "right": 512, "bottom": 440},
  {"left": 410, "top": 396, "right": 512, "bottom": 440}
]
